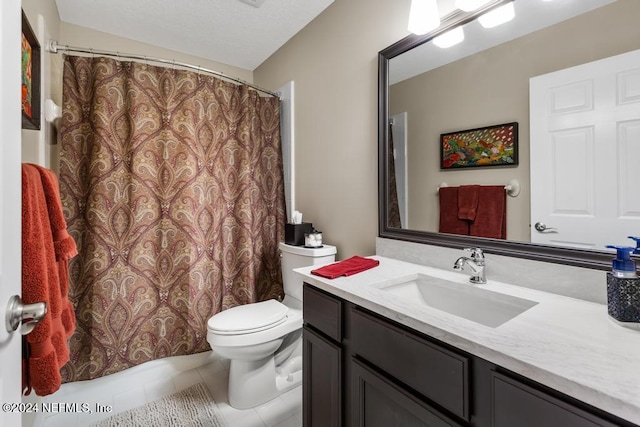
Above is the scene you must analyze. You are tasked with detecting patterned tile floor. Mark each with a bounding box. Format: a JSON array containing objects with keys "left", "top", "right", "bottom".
[{"left": 28, "top": 351, "right": 302, "bottom": 427}]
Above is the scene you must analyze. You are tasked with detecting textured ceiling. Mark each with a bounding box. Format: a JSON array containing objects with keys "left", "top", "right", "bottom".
[{"left": 54, "top": 0, "right": 334, "bottom": 71}]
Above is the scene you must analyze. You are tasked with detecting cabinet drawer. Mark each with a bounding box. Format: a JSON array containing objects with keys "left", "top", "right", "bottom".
[
  {"left": 351, "top": 307, "right": 469, "bottom": 420},
  {"left": 491, "top": 371, "right": 619, "bottom": 427},
  {"left": 303, "top": 284, "right": 343, "bottom": 342}
]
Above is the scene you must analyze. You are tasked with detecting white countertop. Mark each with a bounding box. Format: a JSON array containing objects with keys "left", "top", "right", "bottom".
[{"left": 295, "top": 256, "right": 640, "bottom": 424}]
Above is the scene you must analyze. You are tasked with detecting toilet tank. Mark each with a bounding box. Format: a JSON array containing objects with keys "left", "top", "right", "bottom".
[{"left": 279, "top": 242, "right": 336, "bottom": 302}]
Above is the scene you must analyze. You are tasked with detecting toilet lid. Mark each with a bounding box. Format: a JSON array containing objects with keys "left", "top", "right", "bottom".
[{"left": 208, "top": 299, "right": 289, "bottom": 335}]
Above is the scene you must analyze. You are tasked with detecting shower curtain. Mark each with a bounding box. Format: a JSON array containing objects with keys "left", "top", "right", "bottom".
[
  {"left": 388, "top": 122, "right": 402, "bottom": 229},
  {"left": 59, "top": 55, "right": 286, "bottom": 381}
]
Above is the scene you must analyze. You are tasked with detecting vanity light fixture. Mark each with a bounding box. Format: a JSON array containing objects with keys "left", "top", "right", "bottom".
[
  {"left": 408, "top": 0, "right": 441, "bottom": 35},
  {"left": 433, "top": 27, "right": 465, "bottom": 48},
  {"left": 478, "top": 2, "right": 515, "bottom": 28},
  {"left": 454, "top": 0, "right": 493, "bottom": 12}
]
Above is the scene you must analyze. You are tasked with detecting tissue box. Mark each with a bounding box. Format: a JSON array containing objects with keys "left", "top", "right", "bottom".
[{"left": 285, "top": 223, "right": 313, "bottom": 246}]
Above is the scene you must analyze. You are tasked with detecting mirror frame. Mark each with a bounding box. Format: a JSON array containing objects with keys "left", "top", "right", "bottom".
[{"left": 378, "top": 0, "right": 615, "bottom": 270}]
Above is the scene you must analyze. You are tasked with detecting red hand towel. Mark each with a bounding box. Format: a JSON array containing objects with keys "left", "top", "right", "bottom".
[
  {"left": 457, "top": 185, "right": 479, "bottom": 221},
  {"left": 469, "top": 185, "right": 506, "bottom": 239},
  {"left": 439, "top": 187, "right": 469, "bottom": 236},
  {"left": 311, "top": 256, "right": 380, "bottom": 279},
  {"left": 31, "top": 164, "right": 78, "bottom": 263},
  {"left": 22, "top": 164, "right": 77, "bottom": 397},
  {"left": 33, "top": 165, "right": 77, "bottom": 368}
]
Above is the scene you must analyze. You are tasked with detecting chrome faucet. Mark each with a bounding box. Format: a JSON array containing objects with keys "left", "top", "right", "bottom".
[{"left": 453, "top": 248, "right": 486, "bottom": 284}]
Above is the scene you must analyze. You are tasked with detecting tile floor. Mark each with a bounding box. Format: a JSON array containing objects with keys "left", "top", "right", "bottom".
[{"left": 29, "top": 351, "right": 302, "bottom": 427}]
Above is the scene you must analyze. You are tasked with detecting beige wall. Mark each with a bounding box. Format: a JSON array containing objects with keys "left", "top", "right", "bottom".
[
  {"left": 390, "top": 0, "right": 640, "bottom": 242},
  {"left": 254, "top": 0, "right": 413, "bottom": 259}
]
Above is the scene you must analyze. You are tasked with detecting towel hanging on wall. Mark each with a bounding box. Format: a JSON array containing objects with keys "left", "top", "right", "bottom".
[
  {"left": 439, "top": 185, "right": 506, "bottom": 239},
  {"left": 457, "top": 185, "right": 480, "bottom": 221},
  {"left": 469, "top": 185, "right": 506, "bottom": 239},
  {"left": 439, "top": 187, "right": 470, "bottom": 236},
  {"left": 22, "top": 163, "right": 77, "bottom": 396}
]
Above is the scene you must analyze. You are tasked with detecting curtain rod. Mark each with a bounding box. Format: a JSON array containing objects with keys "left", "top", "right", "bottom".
[{"left": 48, "top": 40, "right": 280, "bottom": 98}]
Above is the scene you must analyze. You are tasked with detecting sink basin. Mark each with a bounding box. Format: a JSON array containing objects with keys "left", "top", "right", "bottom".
[{"left": 379, "top": 274, "right": 538, "bottom": 328}]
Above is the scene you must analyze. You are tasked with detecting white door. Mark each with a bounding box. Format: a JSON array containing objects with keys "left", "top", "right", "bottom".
[
  {"left": 530, "top": 49, "right": 640, "bottom": 249},
  {"left": 0, "top": 1, "right": 25, "bottom": 426}
]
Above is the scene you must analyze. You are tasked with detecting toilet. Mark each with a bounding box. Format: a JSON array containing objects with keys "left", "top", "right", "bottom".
[{"left": 207, "top": 242, "right": 336, "bottom": 409}]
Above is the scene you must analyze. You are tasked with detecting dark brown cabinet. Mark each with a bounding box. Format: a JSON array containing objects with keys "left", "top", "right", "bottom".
[
  {"left": 302, "top": 283, "right": 636, "bottom": 427},
  {"left": 302, "top": 285, "right": 345, "bottom": 426},
  {"left": 303, "top": 325, "right": 342, "bottom": 426}
]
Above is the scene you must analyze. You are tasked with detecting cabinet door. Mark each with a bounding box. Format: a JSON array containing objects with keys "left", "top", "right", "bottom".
[
  {"left": 491, "top": 371, "right": 620, "bottom": 427},
  {"left": 351, "top": 358, "right": 462, "bottom": 427},
  {"left": 303, "top": 326, "right": 342, "bottom": 426}
]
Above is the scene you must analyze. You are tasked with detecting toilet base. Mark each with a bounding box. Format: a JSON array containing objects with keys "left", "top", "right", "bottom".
[{"left": 228, "top": 353, "right": 302, "bottom": 409}]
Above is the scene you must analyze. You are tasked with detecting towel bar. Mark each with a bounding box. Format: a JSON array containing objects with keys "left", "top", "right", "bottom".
[{"left": 436, "top": 179, "right": 520, "bottom": 197}]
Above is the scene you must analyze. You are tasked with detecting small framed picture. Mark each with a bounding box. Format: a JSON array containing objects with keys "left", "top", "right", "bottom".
[
  {"left": 22, "top": 10, "right": 41, "bottom": 130},
  {"left": 440, "top": 122, "right": 518, "bottom": 169}
]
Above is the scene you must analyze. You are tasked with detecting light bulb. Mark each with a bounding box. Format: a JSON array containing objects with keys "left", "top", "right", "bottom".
[
  {"left": 407, "top": 0, "right": 441, "bottom": 35},
  {"left": 478, "top": 2, "right": 515, "bottom": 28},
  {"left": 433, "top": 27, "right": 465, "bottom": 48}
]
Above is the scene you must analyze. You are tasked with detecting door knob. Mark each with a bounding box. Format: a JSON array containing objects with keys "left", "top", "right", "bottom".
[
  {"left": 534, "top": 222, "right": 558, "bottom": 233},
  {"left": 5, "top": 295, "right": 47, "bottom": 335}
]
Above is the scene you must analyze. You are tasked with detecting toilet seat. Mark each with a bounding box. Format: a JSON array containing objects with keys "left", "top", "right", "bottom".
[
  {"left": 208, "top": 299, "right": 289, "bottom": 335},
  {"left": 208, "top": 304, "right": 302, "bottom": 348}
]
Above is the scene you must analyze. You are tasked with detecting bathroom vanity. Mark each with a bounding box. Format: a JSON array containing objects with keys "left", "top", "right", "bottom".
[{"left": 297, "top": 257, "right": 640, "bottom": 427}]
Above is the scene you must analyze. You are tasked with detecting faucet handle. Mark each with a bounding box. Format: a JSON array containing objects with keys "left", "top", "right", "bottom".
[{"left": 464, "top": 247, "right": 485, "bottom": 262}]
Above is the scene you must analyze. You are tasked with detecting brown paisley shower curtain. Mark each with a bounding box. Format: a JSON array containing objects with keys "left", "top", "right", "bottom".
[
  {"left": 388, "top": 122, "right": 402, "bottom": 228},
  {"left": 59, "top": 55, "right": 285, "bottom": 381}
]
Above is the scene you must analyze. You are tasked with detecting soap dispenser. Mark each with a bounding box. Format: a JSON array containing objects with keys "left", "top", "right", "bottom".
[
  {"left": 628, "top": 236, "right": 640, "bottom": 255},
  {"left": 605, "top": 245, "right": 640, "bottom": 324}
]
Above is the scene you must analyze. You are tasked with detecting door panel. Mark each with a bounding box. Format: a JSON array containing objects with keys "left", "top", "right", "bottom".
[
  {"left": 618, "top": 120, "right": 640, "bottom": 217},
  {"left": 0, "top": 1, "right": 26, "bottom": 426}
]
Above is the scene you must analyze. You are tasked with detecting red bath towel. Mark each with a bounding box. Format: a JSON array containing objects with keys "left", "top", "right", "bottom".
[
  {"left": 311, "top": 256, "right": 380, "bottom": 279},
  {"left": 22, "top": 164, "right": 77, "bottom": 396},
  {"left": 469, "top": 185, "right": 506, "bottom": 239},
  {"left": 439, "top": 187, "right": 469, "bottom": 236},
  {"left": 457, "top": 185, "right": 479, "bottom": 221}
]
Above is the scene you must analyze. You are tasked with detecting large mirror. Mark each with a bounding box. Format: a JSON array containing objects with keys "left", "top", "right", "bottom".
[{"left": 379, "top": 0, "right": 640, "bottom": 269}]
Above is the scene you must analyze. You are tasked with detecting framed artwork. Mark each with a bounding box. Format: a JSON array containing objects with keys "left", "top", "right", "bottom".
[
  {"left": 22, "top": 10, "right": 41, "bottom": 130},
  {"left": 440, "top": 122, "right": 518, "bottom": 169}
]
